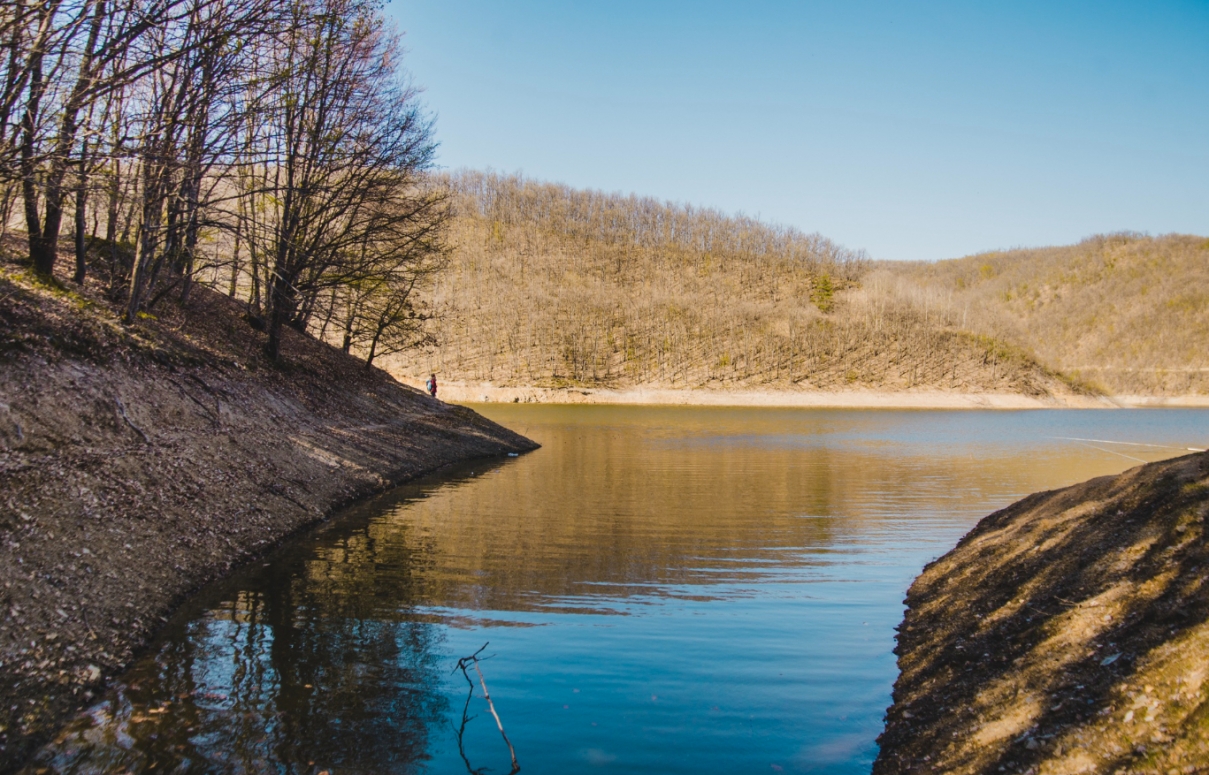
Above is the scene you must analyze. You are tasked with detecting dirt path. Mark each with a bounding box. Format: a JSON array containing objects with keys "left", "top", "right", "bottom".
[
  {"left": 0, "top": 262, "right": 536, "bottom": 772},
  {"left": 876, "top": 451, "right": 1209, "bottom": 775}
]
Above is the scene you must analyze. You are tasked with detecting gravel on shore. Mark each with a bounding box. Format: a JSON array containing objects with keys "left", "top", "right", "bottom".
[{"left": 0, "top": 260, "right": 537, "bottom": 773}]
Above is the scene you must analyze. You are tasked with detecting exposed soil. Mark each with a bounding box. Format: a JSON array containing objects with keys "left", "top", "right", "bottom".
[
  {"left": 0, "top": 247, "right": 537, "bottom": 773},
  {"left": 875, "top": 451, "right": 1209, "bottom": 775}
]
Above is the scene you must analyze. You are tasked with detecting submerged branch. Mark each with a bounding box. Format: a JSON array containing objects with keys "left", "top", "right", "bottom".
[{"left": 454, "top": 642, "right": 520, "bottom": 775}]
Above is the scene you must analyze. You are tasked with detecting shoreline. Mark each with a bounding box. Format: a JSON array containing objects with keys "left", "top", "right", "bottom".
[
  {"left": 400, "top": 380, "right": 1209, "bottom": 409},
  {"left": 875, "top": 451, "right": 1209, "bottom": 773},
  {"left": 0, "top": 277, "right": 537, "bottom": 773}
]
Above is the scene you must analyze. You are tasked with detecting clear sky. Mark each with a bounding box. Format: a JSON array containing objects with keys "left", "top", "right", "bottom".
[{"left": 383, "top": 0, "right": 1208, "bottom": 261}]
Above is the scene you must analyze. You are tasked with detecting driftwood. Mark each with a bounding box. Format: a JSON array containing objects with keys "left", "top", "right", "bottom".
[{"left": 454, "top": 643, "right": 520, "bottom": 775}]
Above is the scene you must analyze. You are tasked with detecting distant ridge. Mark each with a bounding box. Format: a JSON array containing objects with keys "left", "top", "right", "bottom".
[
  {"left": 385, "top": 171, "right": 1087, "bottom": 399},
  {"left": 890, "top": 233, "right": 1209, "bottom": 396}
]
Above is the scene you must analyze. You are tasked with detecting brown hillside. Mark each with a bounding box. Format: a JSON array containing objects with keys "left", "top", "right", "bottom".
[
  {"left": 385, "top": 172, "right": 1084, "bottom": 398},
  {"left": 888, "top": 233, "right": 1209, "bottom": 396}
]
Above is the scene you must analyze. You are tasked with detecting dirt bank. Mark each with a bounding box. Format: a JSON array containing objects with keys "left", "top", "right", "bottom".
[
  {"left": 0, "top": 260, "right": 536, "bottom": 772},
  {"left": 875, "top": 451, "right": 1209, "bottom": 775},
  {"left": 393, "top": 380, "right": 1209, "bottom": 409}
]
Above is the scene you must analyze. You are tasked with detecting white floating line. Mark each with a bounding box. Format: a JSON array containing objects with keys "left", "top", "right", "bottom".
[
  {"left": 1049, "top": 436, "right": 1189, "bottom": 450},
  {"left": 1070, "top": 441, "right": 1148, "bottom": 464}
]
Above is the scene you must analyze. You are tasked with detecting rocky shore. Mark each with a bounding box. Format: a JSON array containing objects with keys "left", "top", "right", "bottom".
[
  {"left": 876, "top": 451, "right": 1209, "bottom": 775},
  {"left": 0, "top": 262, "right": 537, "bottom": 772}
]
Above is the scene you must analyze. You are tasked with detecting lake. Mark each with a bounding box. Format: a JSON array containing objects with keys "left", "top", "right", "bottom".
[{"left": 27, "top": 406, "right": 1209, "bottom": 774}]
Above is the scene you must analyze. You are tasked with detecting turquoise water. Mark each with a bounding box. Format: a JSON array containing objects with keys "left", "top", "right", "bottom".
[{"left": 29, "top": 406, "right": 1209, "bottom": 774}]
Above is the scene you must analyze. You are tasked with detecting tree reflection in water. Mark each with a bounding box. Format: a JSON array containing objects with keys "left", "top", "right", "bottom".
[{"left": 29, "top": 524, "right": 448, "bottom": 774}]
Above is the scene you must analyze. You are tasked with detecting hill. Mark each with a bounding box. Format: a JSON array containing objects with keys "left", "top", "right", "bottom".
[
  {"left": 885, "top": 233, "right": 1209, "bottom": 396},
  {"left": 382, "top": 172, "right": 1085, "bottom": 399}
]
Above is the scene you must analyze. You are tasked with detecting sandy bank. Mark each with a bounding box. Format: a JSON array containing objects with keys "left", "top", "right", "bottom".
[
  {"left": 875, "top": 451, "right": 1209, "bottom": 775},
  {"left": 0, "top": 270, "right": 536, "bottom": 772},
  {"left": 399, "top": 380, "right": 1209, "bottom": 409}
]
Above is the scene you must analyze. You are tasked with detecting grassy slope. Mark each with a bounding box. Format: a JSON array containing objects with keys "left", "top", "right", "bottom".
[{"left": 0, "top": 242, "right": 535, "bottom": 772}]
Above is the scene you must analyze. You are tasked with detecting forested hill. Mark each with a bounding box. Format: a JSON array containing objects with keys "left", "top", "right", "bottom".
[
  {"left": 888, "top": 234, "right": 1209, "bottom": 395},
  {"left": 381, "top": 171, "right": 1088, "bottom": 397}
]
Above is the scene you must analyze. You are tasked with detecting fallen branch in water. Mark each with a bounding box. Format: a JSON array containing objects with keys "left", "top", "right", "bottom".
[
  {"left": 453, "top": 650, "right": 481, "bottom": 775},
  {"left": 454, "top": 643, "right": 520, "bottom": 774}
]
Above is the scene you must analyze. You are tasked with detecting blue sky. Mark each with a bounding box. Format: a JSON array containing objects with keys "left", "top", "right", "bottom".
[{"left": 384, "top": 1, "right": 1208, "bottom": 261}]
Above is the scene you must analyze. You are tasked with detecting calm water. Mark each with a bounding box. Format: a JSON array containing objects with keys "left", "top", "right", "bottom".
[{"left": 29, "top": 406, "right": 1209, "bottom": 774}]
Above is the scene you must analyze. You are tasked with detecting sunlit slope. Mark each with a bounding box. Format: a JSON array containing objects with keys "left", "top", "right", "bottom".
[
  {"left": 892, "top": 234, "right": 1209, "bottom": 395},
  {"left": 388, "top": 172, "right": 1079, "bottom": 396}
]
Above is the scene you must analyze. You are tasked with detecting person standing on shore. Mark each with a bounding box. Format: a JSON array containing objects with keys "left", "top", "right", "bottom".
[{"left": 425, "top": 374, "right": 438, "bottom": 398}]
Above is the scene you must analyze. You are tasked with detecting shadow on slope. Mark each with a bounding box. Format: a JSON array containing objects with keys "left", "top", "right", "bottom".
[{"left": 877, "top": 450, "right": 1209, "bottom": 774}]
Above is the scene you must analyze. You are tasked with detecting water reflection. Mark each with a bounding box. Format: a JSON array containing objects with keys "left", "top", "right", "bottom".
[
  {"left": 36, "top": 532, "right": 450, "bottom": 774},
  {"left": 28, "top": 407, "right": 1209, "bottom": 774}
]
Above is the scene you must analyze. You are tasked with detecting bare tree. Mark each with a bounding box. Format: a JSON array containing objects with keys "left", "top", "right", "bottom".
[
  {"left": 0, "top": 0, "right": 449, "bottom": 369},
  {"left": 124, "top": 0, "right": 271, "bottom": 319},
  {"left": 13, "top": 0, "right": 211, "bottom": 278},
  {"left": 333, "top": 190, "right": 448, "bottom": 367},
  {"left": 231, "top": 0, "right": 439, "bottom": 360}
]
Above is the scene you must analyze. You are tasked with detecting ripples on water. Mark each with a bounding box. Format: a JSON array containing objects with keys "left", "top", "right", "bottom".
[{"left": 29, "top": 407, "right": 1209, "bottom": 774}]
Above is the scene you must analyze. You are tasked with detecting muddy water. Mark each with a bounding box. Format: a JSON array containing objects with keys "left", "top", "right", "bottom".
[{"left": 28, "top": 407, "right": 1209, "bottom": 774}]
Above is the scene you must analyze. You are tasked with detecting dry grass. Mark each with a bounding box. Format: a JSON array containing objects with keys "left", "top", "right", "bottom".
[{"left": 29, "top": 165, "right": 1199, "bottom": 398}]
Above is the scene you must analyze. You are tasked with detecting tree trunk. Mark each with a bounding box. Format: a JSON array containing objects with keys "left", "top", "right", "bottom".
[
  {"left": 179, "top": 191, "right": 200, "bottom": 304},
  {"left": 365, "top": 320, "right": 385, "bottom": 368},
  {"left": 0, "top": 182, "right": 16, "bottom": 240},
  {"left": 127, "top": 156, "right": 166, "bottom": 321},
  {"left": 266, "top": 309, "right": 283, "bottom": 360},
  {"left": 20, "top": 43, "right": 49, "bottom": 275},
  {"left": 265, "top": 275, "right": 295, "bottom": 360},
  {"left": 73, "top": 153, "right": 88, "bottom": 284},
  {"left": 104, "top": 158, "right": 119, "bottom": 243},
  {"left": 126, "top": 223, "right": 154, "bottom": 321},
  {"left": 26, "top": 0, "right": 105, "bottom": 278},
  {"left": 228, "top": 226, "right": 241, "bottom": 297}
]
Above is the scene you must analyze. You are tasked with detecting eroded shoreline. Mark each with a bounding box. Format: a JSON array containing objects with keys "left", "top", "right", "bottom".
[
  {"left": 875, "top": 451, "right": 1209, "bottom": 774},
  {"left": 0, "top": 281, "right": 537, "bottom": 773}
]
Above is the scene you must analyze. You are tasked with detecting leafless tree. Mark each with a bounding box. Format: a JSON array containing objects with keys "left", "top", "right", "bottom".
[
  {"left": 229, "top": 0, "right": 439, "bottom": 359},
  {"left": 10, "top": 0, "right": 213, "bottom": 277},
  {"left": 123, "top": 0, "right": 272, "bottom": 319},
  {"left": 0, "top": 0, "right": 455, "bottom": 369}
]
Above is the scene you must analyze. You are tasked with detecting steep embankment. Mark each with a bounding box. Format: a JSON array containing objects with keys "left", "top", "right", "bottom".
[
  {"left": 0, "top": 257, "right": 536, "bottom": 771},
  {"left": 384, "top": 171, "right": 1085, "bottom": 401},
  {"left": 889, "top": 233, "right": 1209, "bottom": 397},
  {"left": 876, "top": 451, "right": 1209, "bottom": 775}
]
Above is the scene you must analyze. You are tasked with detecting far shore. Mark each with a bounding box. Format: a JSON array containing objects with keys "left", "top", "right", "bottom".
[{"left": 399, "top": 380, "right": 1209, "bottom": 409}]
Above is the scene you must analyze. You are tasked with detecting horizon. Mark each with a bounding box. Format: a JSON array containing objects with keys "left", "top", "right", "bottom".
[{"left": 386, "top": 0, "right": 1209, "bottom": 262}]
